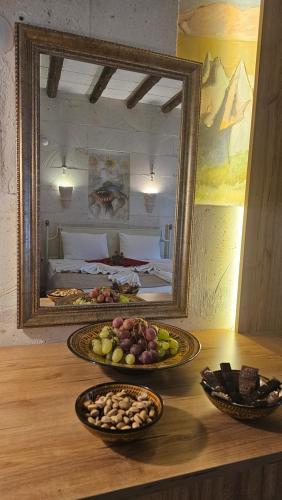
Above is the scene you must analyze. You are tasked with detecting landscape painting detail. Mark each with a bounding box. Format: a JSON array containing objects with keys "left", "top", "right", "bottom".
[
  {"left": 88, "top": 151, "right": 130, "bottom": 221},
  {"left": 177, "top": 0, "right": 261, "bottom": 205}
]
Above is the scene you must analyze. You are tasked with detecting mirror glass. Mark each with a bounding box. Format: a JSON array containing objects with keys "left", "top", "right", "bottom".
[{"left": 39, "top": 54, "right": 182, "bottom": 308}]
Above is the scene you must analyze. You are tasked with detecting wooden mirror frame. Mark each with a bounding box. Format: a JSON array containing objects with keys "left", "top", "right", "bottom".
[{"left": 16, "top": 23, "right": 201, "bottom": 327}]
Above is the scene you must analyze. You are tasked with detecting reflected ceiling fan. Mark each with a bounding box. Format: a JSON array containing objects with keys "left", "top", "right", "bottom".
[{"left": 49, "top": 154, "right": 88, "bottom": 172}]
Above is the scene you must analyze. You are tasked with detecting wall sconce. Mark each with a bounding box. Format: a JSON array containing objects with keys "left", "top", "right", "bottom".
[
  {"left": 143, "top": 193, "right": 156, "bottom": 214},
  {"left": 59, "top": 186, "right": 73, "bottom": 208}
]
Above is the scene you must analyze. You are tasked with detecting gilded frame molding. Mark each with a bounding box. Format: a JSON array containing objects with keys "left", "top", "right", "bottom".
[{"left": 16, "top": 23, "right": 201, "bottom": 327}]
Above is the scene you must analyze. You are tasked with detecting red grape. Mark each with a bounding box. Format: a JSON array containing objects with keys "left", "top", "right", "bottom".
[
  {"left": 112, "top": 317, "right": 123, "bottom": 328},
  {"left": 89, "top": 289, "right": 99, "bottom": 299},
  {"left": 139, "top": 350, "right": 153, "bottom": 364},
  {"left": 120, "top": 338, "right": 133, "bottom": 352},
  {"left": 150, "top": 350, "right": 160, "bottom": 362},
  {"left": 145, "top": 327, "right": 157, "bottom": 341},
  {"left": 105, "top": 296, "right": 113, "bottom": 303},
  {"left": 130, "top": 343, "right": 143, "bottom": 356},
  {"left": 96, "top": 294, "right": 105, "bottom": 303},
  {"left": 148, "top": 340, "right": 158, "bottom": 350},
  {"left": 118, "top": 330, "right": 130, "bottom": 340},
  {"left": 122, "top": 318, "right": 135, "bottom": 330}
]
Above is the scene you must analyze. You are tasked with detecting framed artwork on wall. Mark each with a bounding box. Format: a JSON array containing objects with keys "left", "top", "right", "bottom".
[{"left": 88, "top": 150, "right": 130, "bottom": 221}]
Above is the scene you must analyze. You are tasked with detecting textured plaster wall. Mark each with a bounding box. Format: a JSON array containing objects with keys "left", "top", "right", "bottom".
[
  {"left": 0, "top": 0, "right": 240, "bottom": 345},
  {"left": 40, "top": 90, "right": 179, "bottom": 231}
]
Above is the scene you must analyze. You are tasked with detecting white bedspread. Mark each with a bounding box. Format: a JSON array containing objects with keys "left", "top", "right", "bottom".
[{"left": 48, "top": 258, "right": 173, "bottom": 286}]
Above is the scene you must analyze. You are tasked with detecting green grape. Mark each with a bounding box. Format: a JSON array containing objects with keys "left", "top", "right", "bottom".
[
  {"left": 157, "top": 328, "right": 170, "bottom": 341},
  {"left": 157, "top": 347, "right": 166, "bottom": 358},
  {"left": 125, "top": 353, "right": 135, "bottom": 365},
  {"left": 102, "top": 338, "right": 113, "bottom": 355},
  {"left": 169, "top": 338, "right": 179, "bottom": 350},
  {"left": 106, "top": 351, "right": 112, "bottom": 361},
  {"left": 112, "top": 347, "right": 124, "bottom": 363},
  {"left": 161, "top": 341, "right": 170, "bottom": 350},
  {"left": 99, "top": 326, "right": 111, "bottom": 338},
  {"left": 92, "top": 339, "right": 103, "bottom": 356},
  {"left": 170, "top": 347, "right": 178, "bottom": 356},
  {"left": 119, "top": 294, "right": 130, "bottom": 303}
]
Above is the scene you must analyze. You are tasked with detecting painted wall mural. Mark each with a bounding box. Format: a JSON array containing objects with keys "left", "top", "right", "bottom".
[
  {"left": 177, "top": 0, "right": 261, "bottom": 205},
  {"left": 88, "top": 150, "right": 130, "bottom": 221}
]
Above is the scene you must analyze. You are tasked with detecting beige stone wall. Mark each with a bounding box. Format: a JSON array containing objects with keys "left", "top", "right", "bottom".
[{"left": 0, "top": 0, "right": 241, "bottom": 345}]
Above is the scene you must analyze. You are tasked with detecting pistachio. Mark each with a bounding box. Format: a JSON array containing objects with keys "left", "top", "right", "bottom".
[
  {"left": 123, "top": 416, "right": 130, "bottom": 424},
  {"left": 104, "top": 404, "right": 112, "bottom": 415},
  {"left": 139, "top": 409, "right": 148, "bottom": 421},
  {"left": 107, "top": 408, "right": 118, "bottom": 417},
  {"left": 101, "top": 416, "right": 112, "bottom": 424},
  {"left": 132, "top": 421, "right": 140, "bottom": 429},
  {"left": 118, "top": 399, "right": 131, "bottom": 410},
  {"left": 90, "top": 409, "right": 99, "bottom": 417},
  {"left": 149, "top": 408, "right": 156, "bottom": 418},
  {"left": 137, "top": 393, "right": 148, "bottom": 401},
  {"left": 101, "top": 423, "right": 110, "bottom": 429},
  {"left": 87, "top": 416, "right": 96, "bottom": 424},
  {"left": 133, "top": 414, "right": 142, "bottom": 425}
]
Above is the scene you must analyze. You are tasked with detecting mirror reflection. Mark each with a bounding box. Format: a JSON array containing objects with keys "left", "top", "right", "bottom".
[{"left": 39, "top": 54, "right": 182, "bottom": 307}]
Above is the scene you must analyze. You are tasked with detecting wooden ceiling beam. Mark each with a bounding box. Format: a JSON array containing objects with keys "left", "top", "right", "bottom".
[
  {"left": 89, "top": 67, "right": 117, "bottom": 104},
  {"left": 126, "top": 75, "right": 161, "bottom": 109},
  {"left": 46, "top": 56, "right": 64, "bottom": 98},
  {"left": 161, "top": 91, "right": 182, "bottom": 113}
]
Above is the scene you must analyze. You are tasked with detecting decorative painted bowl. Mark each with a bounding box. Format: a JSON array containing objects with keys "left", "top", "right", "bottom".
[
  {"left": 75, "top": 382, "right": 163, "bottom": 442},
  {"left": 201, "top": 370, "right": 282, "bottom": 420},
  {"left": 67, "top": 321, "right": 201, "bottom": 372}
]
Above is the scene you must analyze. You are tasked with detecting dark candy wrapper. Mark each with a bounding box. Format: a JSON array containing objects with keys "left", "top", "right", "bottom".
[
  {"left": 200, "top": 367, "right": 224, "bottom": 392},
  {"left": 249, "top": 378, "right": 281, "bottom": 402},
  {"left": 220, "top": 363, "right": 242, "bottom": 403},
  {"left": 239, "top": 365, "right": 259, "bottom": 396}
]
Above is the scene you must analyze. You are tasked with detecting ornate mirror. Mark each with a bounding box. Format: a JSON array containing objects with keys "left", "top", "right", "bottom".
[{"left": 16, "top": 23, "right": 201, "bottom": 327}]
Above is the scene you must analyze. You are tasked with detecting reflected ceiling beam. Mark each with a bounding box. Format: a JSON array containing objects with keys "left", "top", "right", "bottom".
[
  {"left": 126, "top": 75, "right": 161, "bottom": 109},
  {"left": 161, "top": 91, "right": 182, "bottom": 113},
  {"left": 89, "top": 66, "right": 117, "bottom": 104},
  {"left": 46, "top": 56, "right": 64, "bottom": 98}
]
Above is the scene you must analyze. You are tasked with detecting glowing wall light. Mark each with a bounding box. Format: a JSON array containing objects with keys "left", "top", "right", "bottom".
[
  {"left": 58, "top": 186, "right": 73, "bottom": 208},
  {"left": 229, "top": 206, "right": 244, "bottom": 329}
]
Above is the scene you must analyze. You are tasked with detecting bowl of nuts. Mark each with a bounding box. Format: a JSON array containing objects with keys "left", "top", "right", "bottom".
[{"left": 75, "top": 382, "right": 163, "bottom": 441}]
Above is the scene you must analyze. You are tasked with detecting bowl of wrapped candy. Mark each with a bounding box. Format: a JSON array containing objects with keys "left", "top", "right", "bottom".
[{"left": 201, "top": 363, "right": 282, "bottom": 420}]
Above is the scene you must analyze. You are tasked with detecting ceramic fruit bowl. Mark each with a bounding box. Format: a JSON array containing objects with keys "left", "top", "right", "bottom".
[
  {"left": 75, "top": 382, "right": 163, "bottom": 442},
  {"left": 67, "top": 321, "right": 201, "bottom": 372}
]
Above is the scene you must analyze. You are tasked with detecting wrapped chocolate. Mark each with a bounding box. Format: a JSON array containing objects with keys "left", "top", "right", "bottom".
[
  {"left": 239, "top": 365, "right": 259, "bottom": 396},
  {"left": 220, "top": 363, "right": 242, "bottom": 403},
  {"left": 249, "top": 378, "right": 281, "bottom": 402},
  {"left": 201, "top": 367, "right": 225, "bottom": 392}
]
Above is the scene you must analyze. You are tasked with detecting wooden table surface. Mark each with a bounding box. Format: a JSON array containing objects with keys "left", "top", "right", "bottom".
[{"left": 0, "top": 330, "right": 282, "bottom": 499}]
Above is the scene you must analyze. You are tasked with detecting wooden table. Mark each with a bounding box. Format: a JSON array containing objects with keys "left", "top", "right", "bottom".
[{"left": 0, "top": 331, "right": 281, "bottom": 499}]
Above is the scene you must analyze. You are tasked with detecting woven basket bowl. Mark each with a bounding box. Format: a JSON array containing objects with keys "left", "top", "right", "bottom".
[
  {"left": 75, "top": 382, "right": 163, "bottom": 442},
  {"left": 202, "top": 370, "right": 281, "bottom": 420}
]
